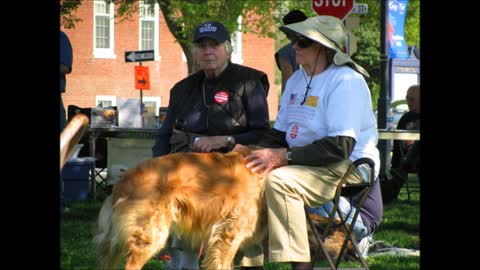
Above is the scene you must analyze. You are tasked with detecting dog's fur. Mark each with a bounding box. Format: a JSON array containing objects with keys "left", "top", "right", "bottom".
[
  {"left": 94, "top": 149, "right": 353, "bottom": 269},
  {"left": 307, "top": 214, "right": 356, "bottom": 262}
]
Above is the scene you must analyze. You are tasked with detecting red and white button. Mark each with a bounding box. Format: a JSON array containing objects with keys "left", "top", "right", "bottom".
[
  {"left": 214, "top": 90, "right": 229, "bottom": 104},
  {"left": 290, "top": 125, "right": 299, "bottom": 139}
]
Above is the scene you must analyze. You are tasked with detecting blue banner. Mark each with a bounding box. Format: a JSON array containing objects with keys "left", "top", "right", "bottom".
[{"left": 388, "top": 0, "right": 409, "bottom": 59}]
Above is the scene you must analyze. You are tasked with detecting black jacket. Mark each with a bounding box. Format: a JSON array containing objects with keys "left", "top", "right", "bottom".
[{"left": 152, "top": 62, "right": 270, "bottom": 157}]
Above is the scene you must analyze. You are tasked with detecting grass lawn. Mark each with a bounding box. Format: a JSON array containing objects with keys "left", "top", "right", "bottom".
[{"left": 60, "top": 174, "right": 420, "bottom": 269}]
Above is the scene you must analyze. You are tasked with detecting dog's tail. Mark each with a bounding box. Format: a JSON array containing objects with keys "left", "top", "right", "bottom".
[
  {"left": 94, "top": 194, "right": 174, "bottom": 269},
  {"left": 93, "top": 195, "right": 123, "bottom": 270}
]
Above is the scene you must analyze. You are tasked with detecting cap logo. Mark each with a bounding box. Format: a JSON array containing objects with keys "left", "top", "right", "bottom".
[{"left": 199, "top": 23, "right": 217, "bottom": 33}]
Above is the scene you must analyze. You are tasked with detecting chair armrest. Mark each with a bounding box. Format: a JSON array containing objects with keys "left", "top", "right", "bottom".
[
  {"left": 353, "top": 157, "right": 376, "bottom": 185},
  {"left": 339, "top": 157, "right": 376, "bottom": 197}
]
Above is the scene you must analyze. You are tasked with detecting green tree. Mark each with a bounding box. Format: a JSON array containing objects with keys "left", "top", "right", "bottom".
[
  {"left": 60, "top": 0, "right": 83, "bottom": 29},
  {"left": 352, "top": 0, "right": 419, "bottom": 109},
  {"left": 60, "top": 0, "right": 315, "bottom": 73},
  {"left": 115, "top": 0, "right": 290, "bottom": 73}
]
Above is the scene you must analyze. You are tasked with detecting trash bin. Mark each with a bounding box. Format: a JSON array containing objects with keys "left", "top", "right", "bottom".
[{"left": 61, "top": 157, "right": 94, "bottom": 202}]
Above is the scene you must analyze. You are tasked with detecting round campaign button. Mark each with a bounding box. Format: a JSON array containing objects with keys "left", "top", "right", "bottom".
[
  {"left": 290, "top": 125, "right": 299, "bottom": 139},
  {"left": 214, "top": 91, "right": 229, "bottom": 104}
]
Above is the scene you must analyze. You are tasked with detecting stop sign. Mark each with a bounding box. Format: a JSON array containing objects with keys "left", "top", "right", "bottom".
[{"left": 312, "top": 0, "right": 355, "bottom": 20}]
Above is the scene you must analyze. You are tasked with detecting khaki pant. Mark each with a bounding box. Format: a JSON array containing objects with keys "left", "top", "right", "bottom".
[{"left": 266, "top": 160, "right": 363, "bottom": 262}]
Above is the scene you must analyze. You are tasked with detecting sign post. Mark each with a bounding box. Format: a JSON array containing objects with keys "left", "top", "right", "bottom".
[
  {"left": 134, "top": 65, "right": 150, "bottom": 91},
  {"left": 125, "top": 50, "right": 155, "bottom": 127}
]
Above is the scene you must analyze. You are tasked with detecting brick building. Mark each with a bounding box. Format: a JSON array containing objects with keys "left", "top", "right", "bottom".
[{"left": 62, "top": 0, "right": 280, "bottom": 122}]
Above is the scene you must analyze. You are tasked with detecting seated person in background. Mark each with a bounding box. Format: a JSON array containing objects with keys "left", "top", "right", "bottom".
[
  {"left": 151, "top": 20, "right": 270, "bottom": 270},
  {"left": 386, "top": 84, "right": 420, "bottom": 203},
  {"left": 275, "top": 9, "right": 307, "bottom": 94}
]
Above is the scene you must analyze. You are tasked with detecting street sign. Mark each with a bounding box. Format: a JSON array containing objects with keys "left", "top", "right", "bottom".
[
  {"left": 134, "top": 66, "right": 150, "bottom": 90},
  {"left": 125, "top": 50, "right": 155, "bottom": 62},
  {"left": 311, "top": 0, "right": 355, "bottom": 20},
  {"left": 352, "top": 3, "right": 368, "bottom": 15}
]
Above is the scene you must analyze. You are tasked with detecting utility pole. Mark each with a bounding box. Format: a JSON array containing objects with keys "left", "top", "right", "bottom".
[{"left": 378, "top": 0, "right": 391, "bottom": 181}]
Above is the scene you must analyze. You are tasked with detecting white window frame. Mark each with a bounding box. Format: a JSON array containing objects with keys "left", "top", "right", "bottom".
[
  {"left": 139, "top": 1, "right": 160, "bottom": 61},
  {"left": 93, "top": 0, "right": 116, "bottom": 59},
  {"left": 96, "top": 95, "right": 117, "bottom": 108},
  {"left": 142, "top": 96, "right": 161, "bottom": 116},
  {"left": 231, "top": 16, "right": 243, "bottom": 64}
]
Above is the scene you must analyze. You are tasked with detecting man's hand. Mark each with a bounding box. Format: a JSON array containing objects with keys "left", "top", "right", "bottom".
[
  {"left": 193, "top": 136, "right": 228, "bottom": 152},
  {"left": 244, "top": 147, "right": 288, "bottom": 176}
]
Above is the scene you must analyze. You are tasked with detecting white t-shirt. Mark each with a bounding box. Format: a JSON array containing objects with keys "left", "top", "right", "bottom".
[{"left": 274, "top": 64, "right": 380, "bottom": 178}]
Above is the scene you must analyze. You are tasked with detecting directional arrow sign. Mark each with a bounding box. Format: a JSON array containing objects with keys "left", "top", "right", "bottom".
[
  {"left": 125, "top": 50, "right": 155, "bottom": 62},
  {"left": 134, "top": 66, "right": 150, "bottom": 90}
]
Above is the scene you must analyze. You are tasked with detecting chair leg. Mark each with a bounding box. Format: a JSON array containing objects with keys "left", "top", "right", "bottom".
[
  {"left": 333, "top": 208, "right": 369, "bottom": 270},
  {"left": 305, "top": 209, "right": 336, "bottom": 270},
  {"left": 348, "top": 240, "right": 369, "bottom": 269},
  {"left": 337, "top": 223, "right": 369, "bottom": 269},
  {"left": 93, "top": 167, "right": 109, "bottom": 192},
  {"left": 405, "top": 175, "right": 411, "bottom": 202}
]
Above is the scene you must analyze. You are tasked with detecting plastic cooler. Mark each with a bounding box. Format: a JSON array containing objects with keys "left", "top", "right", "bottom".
[{"left": 61, "top": 157, "right": 94, "bottom": 202}]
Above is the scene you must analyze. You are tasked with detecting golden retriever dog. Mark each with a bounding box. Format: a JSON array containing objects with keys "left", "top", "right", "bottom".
[{"left": 93, "top": 148, "right": 353, "bottom": 269}]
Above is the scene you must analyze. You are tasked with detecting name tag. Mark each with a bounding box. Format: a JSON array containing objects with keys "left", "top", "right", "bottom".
[{"left": 304, "top": 96, "right": 319, "bottom": 107}]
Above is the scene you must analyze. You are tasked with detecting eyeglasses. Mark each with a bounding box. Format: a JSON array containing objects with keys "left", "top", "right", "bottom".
[{"left": 289, "top": 35, "right": 315, "bottom": 49}]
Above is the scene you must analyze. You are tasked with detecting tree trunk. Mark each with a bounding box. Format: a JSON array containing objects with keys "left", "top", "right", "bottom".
[{"left": 159, "top": 0, "right": 199, "bottom": 74}]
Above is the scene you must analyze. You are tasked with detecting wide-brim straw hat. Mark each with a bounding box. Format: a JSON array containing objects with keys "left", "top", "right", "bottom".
[{"left": 280, "top": 15, "right": 369, "bottom": 78}]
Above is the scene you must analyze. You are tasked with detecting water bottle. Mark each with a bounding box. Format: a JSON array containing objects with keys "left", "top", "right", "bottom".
[{"left": 387, "top": 108, "right": 395, "bottom": 130}]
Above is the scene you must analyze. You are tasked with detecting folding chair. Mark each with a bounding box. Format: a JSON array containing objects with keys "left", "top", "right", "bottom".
[
  {"left": 89, "top": 138, "right": 109, "bottom": 193},
  {"left": 389, "top": 139, "right": 420, "bottom": 202},
  {"left": 400, "top": 140, "right": 420, "bottom": 202},
  {"left": 306, "top": 157, "right": 376, "bottom": 270}
]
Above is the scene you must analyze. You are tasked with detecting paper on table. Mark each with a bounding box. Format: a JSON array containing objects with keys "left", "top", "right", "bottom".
[{"left": 118, "top": 98, "right": 143, "bottom": 128}]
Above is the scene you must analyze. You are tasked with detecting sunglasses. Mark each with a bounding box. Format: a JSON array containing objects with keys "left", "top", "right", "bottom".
[{"left": 288, "top": 35, "right": 315, "bottom": 48}]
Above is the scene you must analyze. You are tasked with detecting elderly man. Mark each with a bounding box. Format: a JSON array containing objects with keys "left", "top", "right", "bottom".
[
  {"left": 236, "top": 16, "right": 383, "bottom": 270},
  {"left": 152, "top": 20, "right": 270, "bottom": 270}
]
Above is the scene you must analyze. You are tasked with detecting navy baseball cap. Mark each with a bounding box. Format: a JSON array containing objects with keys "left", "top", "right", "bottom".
[{"left": 193, "top": 21, "right": 231, "bottom": 43}]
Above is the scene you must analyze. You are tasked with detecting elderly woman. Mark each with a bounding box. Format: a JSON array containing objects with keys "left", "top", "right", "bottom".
[
  {"left": 152, "top": 21, "right": 270, "bottom": 270},
  {"left": 237, "top": 16, "right": 383, "bottom": 270}
]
